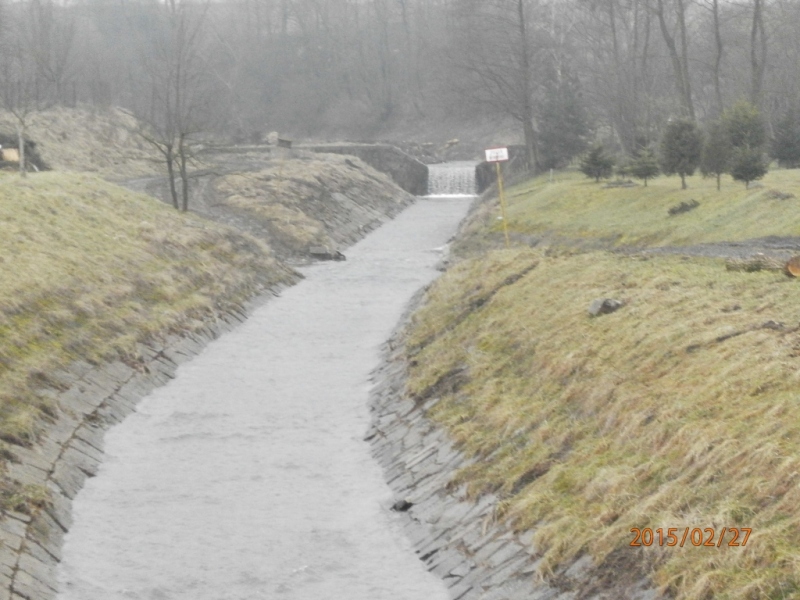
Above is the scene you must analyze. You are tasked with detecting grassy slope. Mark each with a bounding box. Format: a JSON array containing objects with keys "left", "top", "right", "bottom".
[
  {"left": 0, "top": 172, "right": 293, "bottom": 451},
  {"left": 407, "top": 170, "right": 800, "bottom": 599},
  {"left": 457, "top": 169, "right": 800, "bottom": 256},
  {"left": 0, "top": 107, "right": 161, "bottom": 179},
  {"left": 214, "top": 153, "right": 411, "bottom": 254}
]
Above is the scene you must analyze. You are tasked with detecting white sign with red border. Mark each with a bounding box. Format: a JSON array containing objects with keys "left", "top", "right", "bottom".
[{"left": 485, "top": 147, "right": 509, "bottom": 162}]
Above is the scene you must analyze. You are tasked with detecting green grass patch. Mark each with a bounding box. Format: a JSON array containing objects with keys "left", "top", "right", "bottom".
[{"left": 407, "top": 247, "right": 800, "bottom": 599}]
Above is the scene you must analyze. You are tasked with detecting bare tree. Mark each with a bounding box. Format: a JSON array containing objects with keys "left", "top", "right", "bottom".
[
  {"left": 25, "top": 0, "right": 75, "bottom": 103},
  {"left": 701, "top": 0, "right": 725, "bottom": 115},
  {"left": 0, "top": 5, "right": 55, "bottom": 176},
  {"left": 134, "top": 0, "right": 212, "bottom": 211},
  {"left": 448, "top": 0, "right": 541, "bottom": 169},
  {"left": 653, "top": 0, "right": 695, "bottom": 120},
  {"left": 750, "top": 0, "right": 767, "bottom": 106}
]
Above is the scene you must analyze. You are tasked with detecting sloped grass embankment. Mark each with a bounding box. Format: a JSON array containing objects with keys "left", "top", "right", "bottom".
[
  {"left": 0, "top": 107, "right": 161, "bottom": 179},
  {"left": 0, "top": 172, "right": 294, "bottom": 509},
  {"left": 456, "top": 169, "right": 800, "bottom": 256},
  {"left": 213, "top": 153, "right": 414, "bottom": 256},
  {"left": 406, "top": 168, "right": 800, "bottom": 599}
]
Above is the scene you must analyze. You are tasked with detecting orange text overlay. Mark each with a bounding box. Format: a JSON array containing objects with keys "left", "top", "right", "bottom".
[{"left": 630, "top": 527, "right": 752, "bottom": 548}]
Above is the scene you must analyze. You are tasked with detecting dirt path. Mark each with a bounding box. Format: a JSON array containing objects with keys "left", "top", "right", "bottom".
[{"left": 639, "top": 235, "right": 800, "bottom": 261}]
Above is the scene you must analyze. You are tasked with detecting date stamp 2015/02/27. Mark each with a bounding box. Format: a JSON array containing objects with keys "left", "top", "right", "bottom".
[{"left": 630, "top": 527, "right": 752, "bottom": 548}]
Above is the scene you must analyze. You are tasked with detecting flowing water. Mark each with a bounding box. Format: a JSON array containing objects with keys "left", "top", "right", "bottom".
[
  {"left": 56, "top": 195, "right": 472, "bottom": 600},
  {"left": 427, "top": 162, "right": 477, "bottom": 197}
]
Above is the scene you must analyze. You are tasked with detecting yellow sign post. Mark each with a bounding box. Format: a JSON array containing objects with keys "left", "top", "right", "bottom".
[
  {"left": 485, "top": 147, "right": 510, "bottom": 249},
  {"left": 495, "top": 162, "right": 509, "bottom": 248}
]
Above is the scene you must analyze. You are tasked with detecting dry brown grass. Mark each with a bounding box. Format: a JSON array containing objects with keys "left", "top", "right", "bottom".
[
  {"left": 407, "top": 247, "right": 800, "bottom": 598},
  {"left": 455, "top": 169, "right": 800, "bottom": 258},
  {"left": 0, "top": 171, "right": 293, "bottom": 450},
  {"left": 214, "top": 153, "right": 409, "bottom": 254}
]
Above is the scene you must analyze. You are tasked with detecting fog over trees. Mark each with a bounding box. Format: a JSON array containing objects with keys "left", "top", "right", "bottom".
[{"left": 1, "top": 0, "right": 799, "bottom": 171}]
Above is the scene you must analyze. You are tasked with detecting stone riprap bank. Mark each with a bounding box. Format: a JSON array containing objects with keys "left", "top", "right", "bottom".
[
  {"left": 0, "top": 293, "right": 291, "bottom": 600},
  {"left": 368, "top": 313, "right": 661, "bottom": 600}
]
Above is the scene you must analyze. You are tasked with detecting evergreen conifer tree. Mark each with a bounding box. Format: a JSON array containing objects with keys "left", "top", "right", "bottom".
[
  {"left": 659, "top": 120, "right": 702, "bottom": 189},
  {"left": 628, "top": 148, "right": 659, "bottom": 186},
  {"left": 720, "top": 101, "right": 768, "bottom": 186},
  {"left": 771, "top": 106, "right": 800, "bottom": 168},
  {"left": 700, "top": 120, "right": 730, "bottom": 190},
  {"left": 538, "top": 73, "right": 591, "bottom": 169},
  {"left": 579, "top": 145, "right": 615, "bottom": 182},
  {"left": 730, "top": 147, "right": 768, "bottom": 187},
  {"left": 723, "top": 101, "right": 766, "bottom": 149}
]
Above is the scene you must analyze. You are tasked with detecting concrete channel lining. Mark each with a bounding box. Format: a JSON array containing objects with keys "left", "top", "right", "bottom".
[{"left": 0, "top": 284, "right": 297, "bottom": 600}]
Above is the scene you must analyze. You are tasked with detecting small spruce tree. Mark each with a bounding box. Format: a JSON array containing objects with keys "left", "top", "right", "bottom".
[
  {"left": 723, "top": 101, "right": 766, "bottom": 149},
  {"left": 771, "top": 106, "right": 800, "bottom": 168},
  {"left": 720, "top": 101, "right": 768, "bottom": 184},
  {"left": 628, "top": 148, "right": 659, "bottom": 186},
  {"left": 579, "top": 145, "right": 615, "bottom": 182},
  {"left": 730, "top": 147, "right": 768, "bottom": 188},
  {"left": 660, "top": 119, "right": 702, "bottom": 189},
  {"left": 700, "top": 120, "right": 730, "bottom": 191}
]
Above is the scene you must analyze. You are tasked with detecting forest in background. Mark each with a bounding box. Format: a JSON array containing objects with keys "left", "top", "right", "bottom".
[{"left": 0, "top": 0, "right": 798, "bottom": 170}]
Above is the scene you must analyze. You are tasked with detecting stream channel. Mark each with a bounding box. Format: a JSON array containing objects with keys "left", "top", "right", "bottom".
[{"left": 55, "top": 194, "right": 473, "bottom": 600}]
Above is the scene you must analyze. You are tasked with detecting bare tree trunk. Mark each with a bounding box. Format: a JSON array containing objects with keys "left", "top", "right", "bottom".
[
  {"left": 517, "top": 0, "right": 537, "bottom": 170},
  {"left": 166, "top": 147, "right": 179, "bottom": 209},
  {"left": 654, "top": 0, "right": 694, "bottom": 119},
  {"left": 750, "top": 0, "right": 767, "bottom": 106},
  {"left": 178, "top": 135, "right": 189, "bottom": 212},
  {"left": 16, "top": 121, "right": 26, "bottom": 178},
  {"left": 711, "top": 0, "right": 724, "bottom": 114},
  {"left": 676, "top": 0, "right": 693, "bottom": 119}
]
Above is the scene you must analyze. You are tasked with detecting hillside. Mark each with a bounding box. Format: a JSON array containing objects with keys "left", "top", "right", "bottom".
[
  {"left": 402, "top": 168, "right": 800, "bottom": 599},
  {"left": 456, "top": 169, "right": 800, "bottom": 257},
  {"left": 211, "top": 152, "right": 415, "bottom": 256},
  {"left": 0, "top": 107, "right": 161, "bottom": 179},
  {"left": 0, "top": 172, "right": 293, "bottom": 492}
]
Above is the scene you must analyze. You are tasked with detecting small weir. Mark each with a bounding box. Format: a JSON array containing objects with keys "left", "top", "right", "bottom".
[{"left": 426, "top": 161, "right": 478, "bottom": 196}]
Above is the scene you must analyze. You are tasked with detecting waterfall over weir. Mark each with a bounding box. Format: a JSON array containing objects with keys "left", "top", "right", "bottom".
[{"left": 426, "top": 161, "right": 478, "bottom": 196}]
